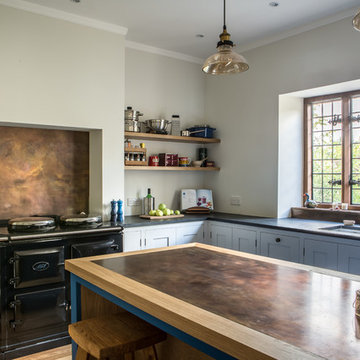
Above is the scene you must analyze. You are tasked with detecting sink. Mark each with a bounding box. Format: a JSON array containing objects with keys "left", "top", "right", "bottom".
[{"left": 319, "top": 225, "right": 360, "bottom": 235}]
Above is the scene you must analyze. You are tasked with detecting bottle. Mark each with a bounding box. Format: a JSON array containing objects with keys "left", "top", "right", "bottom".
[{"left": 143, "top": 188, "right": 155, "bottom": 215}]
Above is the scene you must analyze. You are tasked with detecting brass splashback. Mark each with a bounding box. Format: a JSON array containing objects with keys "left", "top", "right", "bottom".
[{"left": 0, "top": 126, "right": 89, "bottom": 219}]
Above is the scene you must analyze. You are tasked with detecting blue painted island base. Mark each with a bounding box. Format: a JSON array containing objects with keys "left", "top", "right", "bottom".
[{"left": 70, "top": 274, "right": 237, "bottom": 360}]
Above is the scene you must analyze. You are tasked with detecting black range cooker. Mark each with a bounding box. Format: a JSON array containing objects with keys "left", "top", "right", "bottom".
[{"left": 0, "top": 214, "right": 123, "bottom": 359}]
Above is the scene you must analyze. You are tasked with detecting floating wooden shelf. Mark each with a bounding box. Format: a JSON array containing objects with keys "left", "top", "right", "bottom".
[
  {"left": 125, "top": 166, "right": 220, "bottom": 171},
  {"left": 124, "top": 131, "right": 220, "bottom": 144}
]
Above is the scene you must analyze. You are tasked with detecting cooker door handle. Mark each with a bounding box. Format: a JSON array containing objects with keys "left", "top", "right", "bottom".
[
  {"left": 9, "top": 319, "right": 23, "bottom": 329},
  {"left": 9, "top": 299, "right": 21, "bottom": 309},
  {"left": 9, "top": 277, "right": 20, "bottom": 287},
  {"left": 58, "top": 301, "right": 70, "bottom": 311}
]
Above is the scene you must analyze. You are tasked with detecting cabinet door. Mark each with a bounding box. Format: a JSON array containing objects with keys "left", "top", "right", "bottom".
[
  {"left": 144, "top": 228, "right": 176, "bottom": 249},
  {"left": 260, "top": 231, "right": 301, "bottom": 263},
  {"left": 176, "top": 222, "right": 204, "bottom": 245},
  {"left": 232, "top": 227, "right": 257, "bottom": 254},
  {"left": 209, "top": 223, "right": 232, "bottom": 249},
  {"left": 338, "top": 245, "right": 360, "bottom": 275},
  {"left": 303, "top": 239, "right": 338, "bottom": 270},
  {"left": 123, "top": 229, "right": 142, "bottom": 252}
]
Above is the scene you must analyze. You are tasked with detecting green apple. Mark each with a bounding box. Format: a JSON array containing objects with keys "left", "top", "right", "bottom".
[
  {"left": 156, "top": 209, "right": 164, "bottom": 216},
  {"left": 174, "top": 210, "right": 181, "bottom": 215},
  {"left": 158, "top": 203, "right": 166, "bottom": 211},
  {"left": 149, "top": 210, "right": 156, "bottom": 216},
  {"left": 169, "top": 209, "right": 174, "bottom": 215},
  {"left": 163, "top": 208, "right": 171, "bottom": 216}
]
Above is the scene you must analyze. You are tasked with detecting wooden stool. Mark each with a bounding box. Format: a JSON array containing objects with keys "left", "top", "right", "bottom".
[{"left": 68, "top": 312, "right": 167, "bottom": 360}]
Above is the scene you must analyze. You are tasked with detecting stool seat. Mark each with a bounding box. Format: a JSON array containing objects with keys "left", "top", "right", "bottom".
[{"left": 68, "top": 312, "right": 167, "bottom": 360}]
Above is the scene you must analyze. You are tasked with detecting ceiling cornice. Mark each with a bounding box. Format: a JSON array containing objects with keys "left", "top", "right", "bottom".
[
  {"left": 0, "top": 0, "right": 128, "bottom": 35},
  {"left": 125, "top": 41, "right": 203, "bottom": 65},
  {"left": 237, "top": 6, "right": 359, "bottom": 53}
]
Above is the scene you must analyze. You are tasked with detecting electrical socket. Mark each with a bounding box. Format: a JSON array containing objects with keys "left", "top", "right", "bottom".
[
  {"left": 127, "top": 198, "right": 142, "bottom": 207},
  {"left": 231, "top": 196, "right": 241, "bottom": 206}
]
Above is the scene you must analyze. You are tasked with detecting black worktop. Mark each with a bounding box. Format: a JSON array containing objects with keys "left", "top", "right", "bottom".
[{"left": 122, "top": 212, "right": 360, "bottom": 241}]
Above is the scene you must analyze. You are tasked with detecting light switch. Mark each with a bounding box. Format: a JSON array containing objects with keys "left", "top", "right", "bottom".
[
  {"left": 231, "top": 196, "right": 241, "bottom": 206},
  {"left": 127, "top": 198, "right": 142, "bottom": 206}
]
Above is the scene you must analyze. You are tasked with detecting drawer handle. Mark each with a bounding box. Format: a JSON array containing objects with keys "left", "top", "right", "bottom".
[{"left": 275, "top": 238, "right": 281, "bottom": 243}]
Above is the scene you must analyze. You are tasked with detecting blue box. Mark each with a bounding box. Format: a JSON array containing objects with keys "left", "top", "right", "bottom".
[{"left": 187, "top": 126, "right": 216, "bottom": 138}]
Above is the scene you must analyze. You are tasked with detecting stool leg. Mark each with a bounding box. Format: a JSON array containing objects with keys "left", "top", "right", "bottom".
[
  {"left": 152, "top": 345, "right": 159, "bottom": 360},
  {"left": 76, "top": 346, "right": 91, "bottom": 360}
]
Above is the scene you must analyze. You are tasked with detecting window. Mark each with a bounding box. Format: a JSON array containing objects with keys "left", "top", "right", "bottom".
[{"left": 304, "top": 90, "right": 360, "bottom": 208}]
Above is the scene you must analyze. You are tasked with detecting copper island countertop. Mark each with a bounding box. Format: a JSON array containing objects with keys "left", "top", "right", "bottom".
[{"left": 65, "top": 243, "right": 360, "bottom": 360}]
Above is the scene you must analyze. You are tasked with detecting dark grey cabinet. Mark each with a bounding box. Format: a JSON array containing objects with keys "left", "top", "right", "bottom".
[
  {"left": 303, "top": 239, "right": 338, "bottom": 270},
  {"left": 259, "top": 231, "right": 301, "bottom": 262}
]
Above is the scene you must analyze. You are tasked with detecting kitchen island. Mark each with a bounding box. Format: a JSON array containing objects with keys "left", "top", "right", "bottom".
[{"left": 65, "top": 243, "right": 360, "bottom": 360}]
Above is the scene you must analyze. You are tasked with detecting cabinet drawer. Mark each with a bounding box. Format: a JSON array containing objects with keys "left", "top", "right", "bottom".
[{"left": 260, "top": 231, "right": 301, "bottom": 263}]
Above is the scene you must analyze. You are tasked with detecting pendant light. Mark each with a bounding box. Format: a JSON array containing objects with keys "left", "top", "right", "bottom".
[
  {"left": 353, "top": 9, "right": 360, "bottom": 31},
  {"left": 202, "top": 0, "right": 249, "bottom": 74}
]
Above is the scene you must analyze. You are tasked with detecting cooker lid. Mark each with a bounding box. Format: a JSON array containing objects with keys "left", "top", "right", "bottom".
[
  {"left": 60, "top": 214, "right": 102, "bottom": 226},
  {"left": 8, "top": 217, "right": 56, "bottom": 232}
]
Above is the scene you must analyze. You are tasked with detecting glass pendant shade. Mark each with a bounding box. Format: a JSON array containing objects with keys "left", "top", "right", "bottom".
[
  {"left": 353, "top": 9, "right": 360, "bottom": 31},
  {"left": 202, "top": 0, "right": 249, "bottom": 75},
  {"left": 202, "top": 44, "right": 249, "bottom": 74}
]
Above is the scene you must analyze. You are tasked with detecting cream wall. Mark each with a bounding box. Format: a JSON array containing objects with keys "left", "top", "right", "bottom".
[
  {"left": 204, "top": 17, "right": 360, "bottom": 217},
  {"left": 0, "top": 5, "right": 125, "bottom": 219},
  {"left": 124, "top": 48, "right": 207, "bottom": 215}
]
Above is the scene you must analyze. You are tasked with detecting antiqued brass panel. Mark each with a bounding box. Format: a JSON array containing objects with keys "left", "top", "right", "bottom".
[{"left": 0, "top": 126, "right": 89, "bottom": 218}]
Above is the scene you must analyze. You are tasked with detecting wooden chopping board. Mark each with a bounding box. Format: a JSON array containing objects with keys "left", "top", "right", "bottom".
[{"left": 139, "top": 214, "right": 184, "bottom": 220}]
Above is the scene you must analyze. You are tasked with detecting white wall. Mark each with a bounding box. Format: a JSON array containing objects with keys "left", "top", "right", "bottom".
[
  {"left": 0, "top": 5, "right": 125, "bottom": 219},
  {"left": 278, "top": 96, "right": 303, "bottom": 218},
  {"left": 205, "top": 17, "right": 360, "bottom": 217},
  {"left": 124, "top": 48, "right": 207, "bottom": 214}
]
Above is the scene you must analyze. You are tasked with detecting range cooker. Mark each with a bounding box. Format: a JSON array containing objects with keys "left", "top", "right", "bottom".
[{"left": 0, "top": 215, "right": 123, "bottom": 359}]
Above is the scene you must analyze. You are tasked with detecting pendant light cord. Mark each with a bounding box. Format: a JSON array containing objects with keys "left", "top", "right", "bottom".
[{"left": 223, "top": 0, "right": 226, "bottom": 30}]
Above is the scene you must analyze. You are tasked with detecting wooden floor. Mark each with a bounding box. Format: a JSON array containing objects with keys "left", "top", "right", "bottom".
[{"left": 15, "top": 345, "right": 71, "bottom": 360}]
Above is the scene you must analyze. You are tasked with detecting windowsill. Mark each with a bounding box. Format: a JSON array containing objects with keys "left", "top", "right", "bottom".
[{"left": 291, "top": 207, "right": 360, "bottom": 224}]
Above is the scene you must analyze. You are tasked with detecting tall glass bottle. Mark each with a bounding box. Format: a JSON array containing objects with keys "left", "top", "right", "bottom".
[{"left": 144, "top": 188, "right": 155, "bottom": 215}]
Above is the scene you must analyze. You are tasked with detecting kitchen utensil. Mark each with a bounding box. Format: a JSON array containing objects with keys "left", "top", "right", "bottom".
[
  {"left": 145, "top": 119, "right": 171, "bottom": 132},
  {"left": 124, "top": 107, "right": 143, "bottom": 132},
  {"left": 181, "top": 130, "right": 203, "bottom": 137},
  {"left": 171, "top": 115, "right": 181, "bottom": 136},
  {"left": 124, "top": 106, "right": 143, "bottom": 121},
  {"left": 179, "top": 157, "right": 191, "bottom": 167},
  {"left": 192, "top": 158, "right": 207, "bottom": 167},
  {"left": 125, "top": 120, "right": 142, "bottom": 132},
  {"left": 187, "top": 125, "right": 216, "bottom": 138},
  {"left": 198, "top": 148, "right": 208, "bottom": 167}
]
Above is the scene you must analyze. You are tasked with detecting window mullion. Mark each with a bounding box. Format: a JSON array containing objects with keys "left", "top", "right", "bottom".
[{"left": 342, "top": 95, "right": 351, "bottom": 204}]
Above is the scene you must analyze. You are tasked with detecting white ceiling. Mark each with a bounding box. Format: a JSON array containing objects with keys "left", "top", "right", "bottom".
[{"left": 12, "top": 0, "right": 360, "bottom": 60}]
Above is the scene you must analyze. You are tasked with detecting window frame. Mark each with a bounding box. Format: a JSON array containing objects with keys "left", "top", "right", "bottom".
[{"left": 304, "top": 89, "right": 360, "bottom": 209}]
